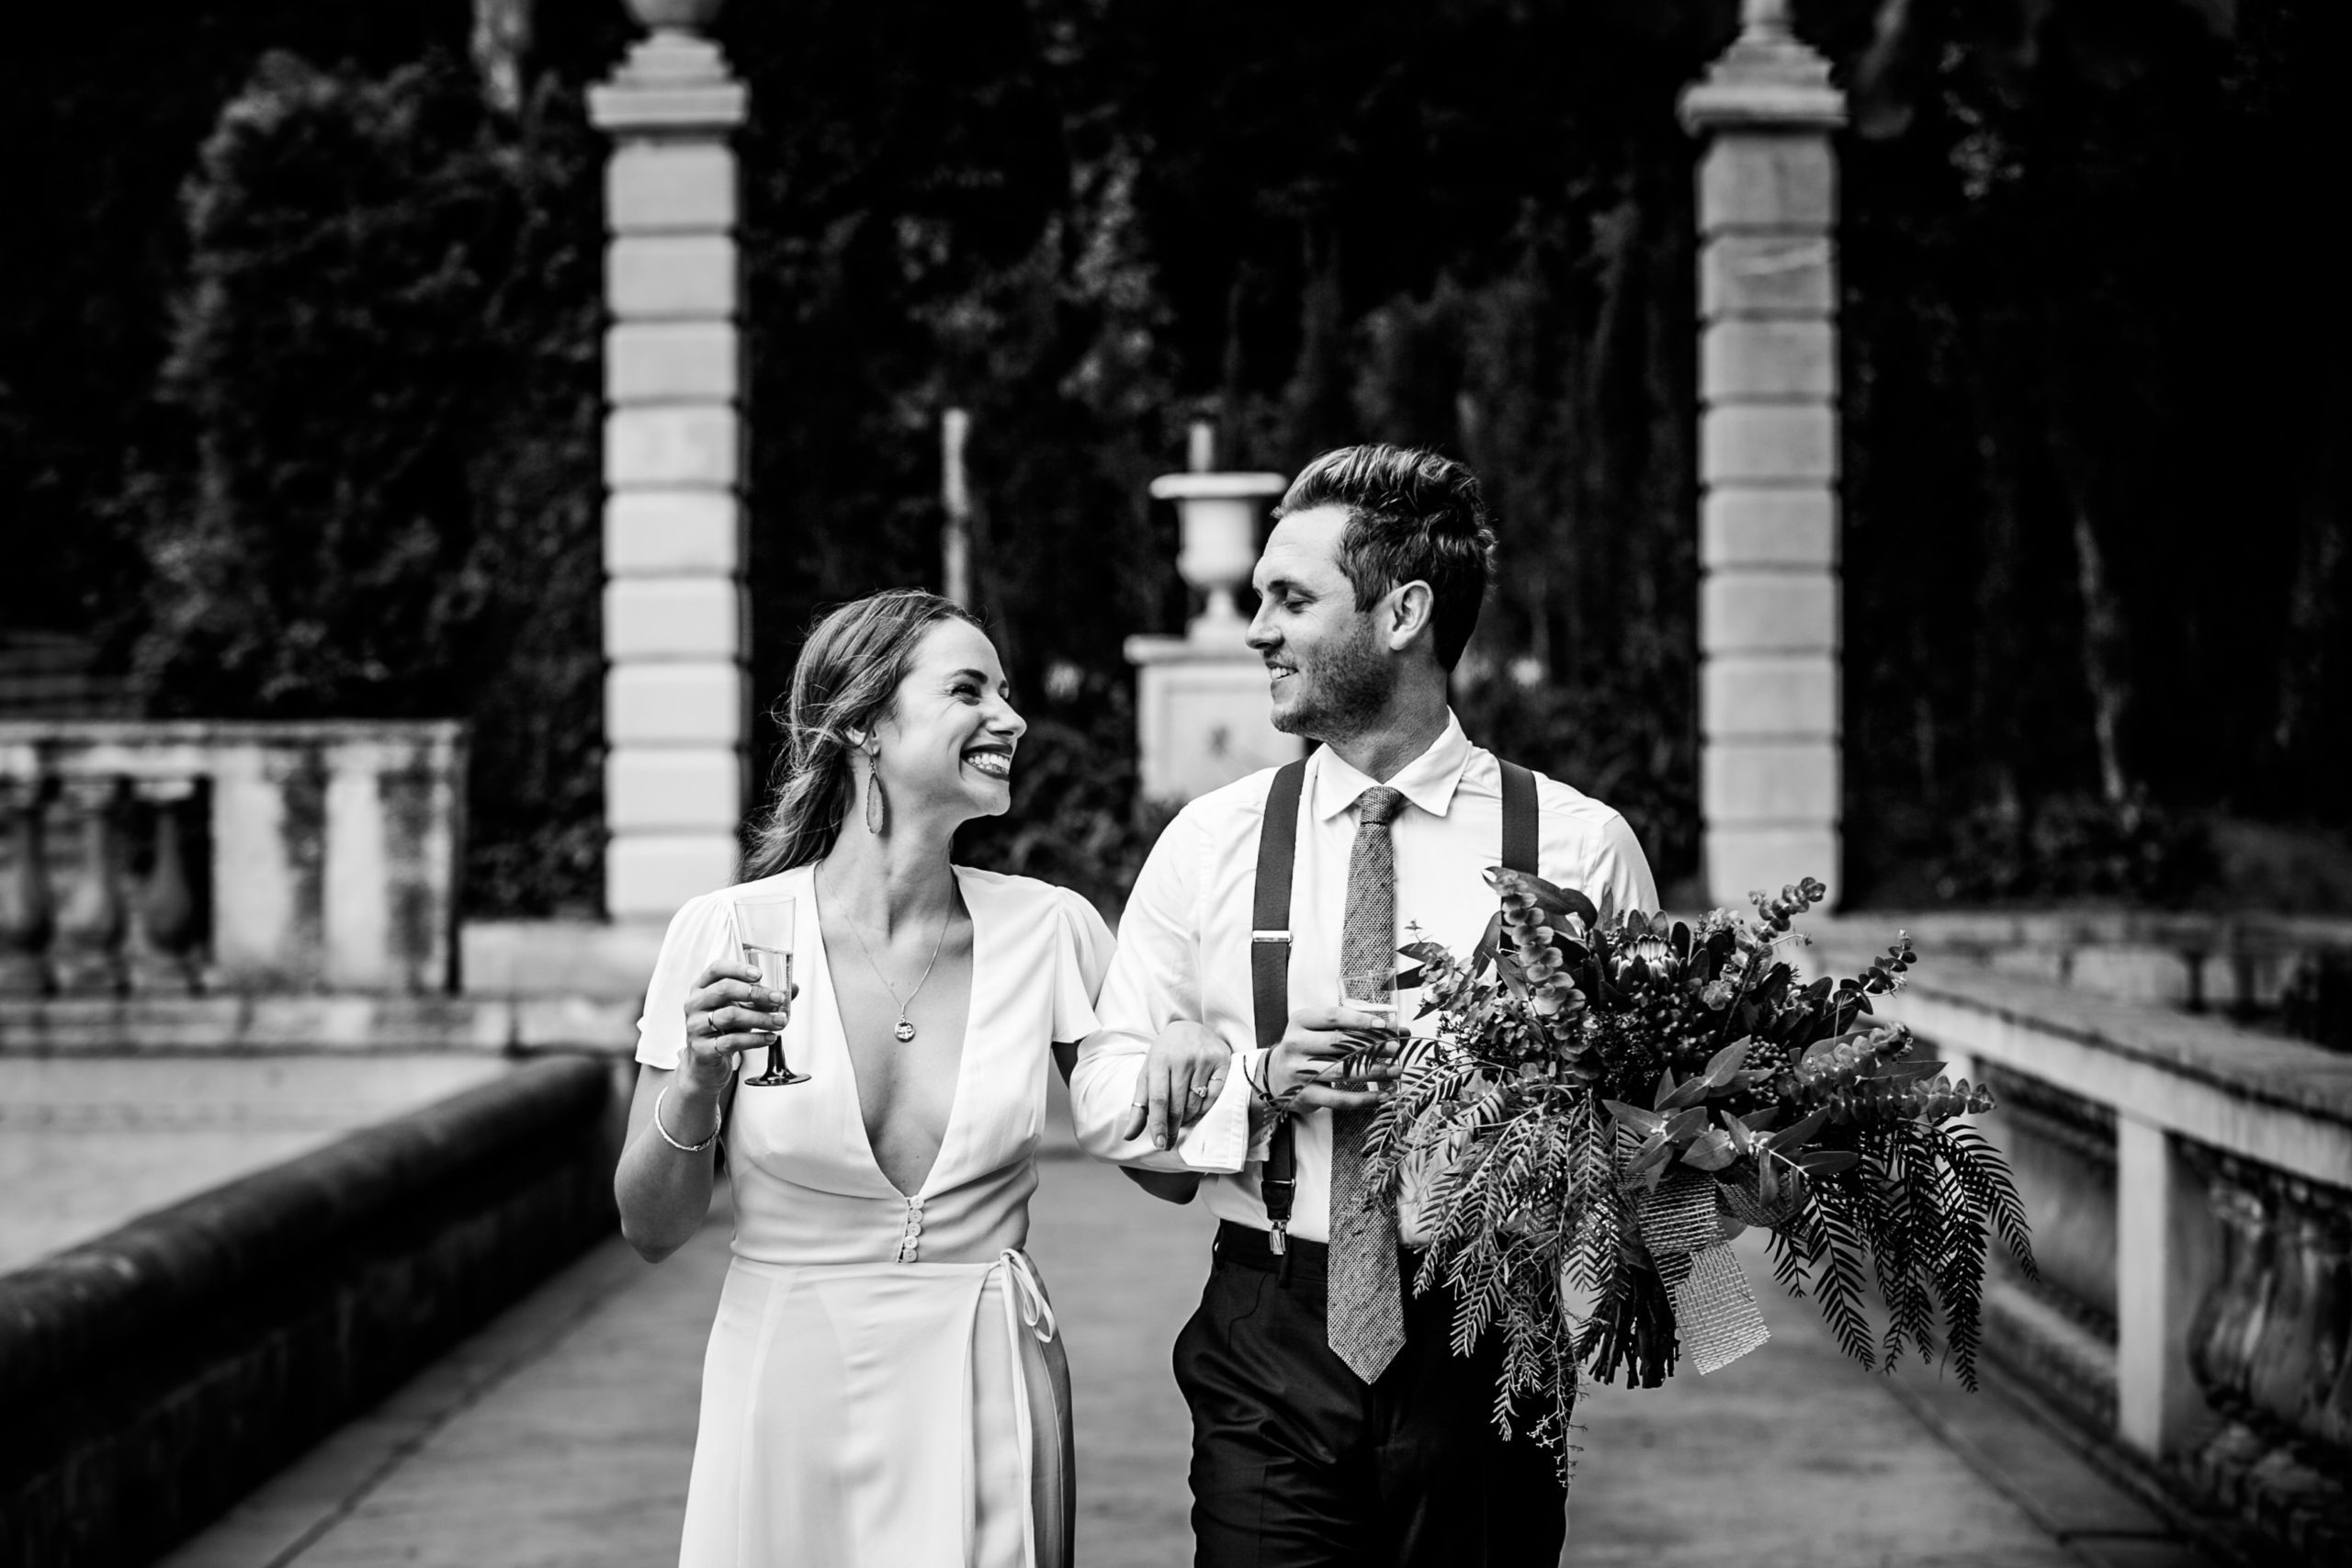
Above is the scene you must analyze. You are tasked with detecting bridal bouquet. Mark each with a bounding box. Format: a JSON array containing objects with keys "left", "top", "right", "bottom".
[{"left": 1361, "top": 875, "right": 2035, "bottom": 1476}]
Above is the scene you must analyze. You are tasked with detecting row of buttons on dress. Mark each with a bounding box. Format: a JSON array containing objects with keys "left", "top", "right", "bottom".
[{"left": 894, "top": 1194, "right": 925, "bottom": 1264}]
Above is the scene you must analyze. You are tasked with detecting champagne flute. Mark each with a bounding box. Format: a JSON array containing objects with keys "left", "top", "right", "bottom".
[
  {"left": 1336, "top": 965, "right": 1403, "bottom": 1092},
  {"left": 731, "top": 895, "right": 807, "bottom": 1087}
]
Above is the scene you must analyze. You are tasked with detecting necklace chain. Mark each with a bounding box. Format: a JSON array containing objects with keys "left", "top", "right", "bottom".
[{"left": 826, "top": 871, "right": 952, "bottom": 1042}]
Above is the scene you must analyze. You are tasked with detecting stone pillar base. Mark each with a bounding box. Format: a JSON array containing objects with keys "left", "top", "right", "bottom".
[{"left": 1125, "top": 637, "right": 1301, "bottom": 806}]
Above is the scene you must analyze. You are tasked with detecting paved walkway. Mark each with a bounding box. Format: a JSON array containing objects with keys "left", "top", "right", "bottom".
[{"left": 163, "top": 1152, "right": 2215, "bottom": 1568}]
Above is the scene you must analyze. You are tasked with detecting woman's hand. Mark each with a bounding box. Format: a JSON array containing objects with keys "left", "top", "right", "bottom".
[
  {"left": 1121, "top": 1021, "right": 1235, "bottom": 1149},
  {"left": 673, "top": 959, "right": 797, "bottom": 1109}
]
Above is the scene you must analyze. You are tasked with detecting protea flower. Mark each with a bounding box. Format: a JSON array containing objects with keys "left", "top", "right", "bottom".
[{"left": 1614, "top": 912, "right": 1675, "bottom": 979}]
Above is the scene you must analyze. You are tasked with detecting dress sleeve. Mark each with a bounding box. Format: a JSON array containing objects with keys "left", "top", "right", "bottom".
[
  {"left": 1048, "top": 885, "right": 1118, "bottom": 1044},
  {"left": 634, "top": 893, "right": 735, "bottom": 1070}
]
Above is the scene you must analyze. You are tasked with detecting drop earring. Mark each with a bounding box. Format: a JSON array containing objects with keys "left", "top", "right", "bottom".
[{"left": 863, "top": 755, "right": 888, "bottom": 835}]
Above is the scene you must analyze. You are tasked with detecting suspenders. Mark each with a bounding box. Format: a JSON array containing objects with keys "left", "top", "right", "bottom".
[{"left": 1252, "top": 756, "right": 1540, "bottom": 1253}]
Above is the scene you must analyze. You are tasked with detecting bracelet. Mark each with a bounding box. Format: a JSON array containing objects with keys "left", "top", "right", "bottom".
[
  {"left": 1245, "top": 1051, "right": 1281, "bottom": 1109},
  {"left": 654, "top": 1085, "right": 722, "bottom": 1154}
]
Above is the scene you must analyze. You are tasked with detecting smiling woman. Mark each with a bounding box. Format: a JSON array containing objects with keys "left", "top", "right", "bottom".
[{"left": 605, "top": 588, "right": 1231, "bottom": 1568}]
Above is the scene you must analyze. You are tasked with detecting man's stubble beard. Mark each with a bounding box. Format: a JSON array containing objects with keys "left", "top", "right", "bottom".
[{"left": 1273, "top": 615, "right": 1392, "bottom": 749}]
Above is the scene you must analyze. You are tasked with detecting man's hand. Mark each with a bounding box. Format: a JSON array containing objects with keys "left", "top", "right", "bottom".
[
  {"left": 1267, "top": 1004, "right": 1400, "bottom": 1112},
  {"left": 1121, "top": 1021, "right": 1233, "bottom": 1149}
]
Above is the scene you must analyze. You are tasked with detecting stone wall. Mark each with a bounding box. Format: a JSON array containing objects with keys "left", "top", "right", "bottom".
[
  {"left": 0, "top": 1055, "right": 626, "bottom": 1568},
  {"left": 1829, "top": 945, "right": 2352, "bottom": 1564}
]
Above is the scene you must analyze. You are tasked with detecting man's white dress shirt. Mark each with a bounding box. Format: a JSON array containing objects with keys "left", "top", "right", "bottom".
[{"left": 1071, "top": 712, "right": 1658, "bottom": 1243}]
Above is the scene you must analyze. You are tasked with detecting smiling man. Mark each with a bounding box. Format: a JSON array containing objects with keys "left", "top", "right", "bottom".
[{"left": 1073, "top": 445, "right": 1658, "bottom": 1567}]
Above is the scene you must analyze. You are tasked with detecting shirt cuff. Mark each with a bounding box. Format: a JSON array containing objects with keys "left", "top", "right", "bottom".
[{"left": 1174, "top": 1047, "right": 1258, "bottom": 1172}]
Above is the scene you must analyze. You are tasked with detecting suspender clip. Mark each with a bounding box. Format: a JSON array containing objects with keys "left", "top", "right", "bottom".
[{"left": 1267, "top": 1220, "right": 1288, "bottom": 1257}]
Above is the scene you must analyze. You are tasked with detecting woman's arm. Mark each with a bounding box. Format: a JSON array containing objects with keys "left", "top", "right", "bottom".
[
  {"left": 614, "top": 1064, "right": 723, "bottom": 1263},
  {"left": 614, "top": 958, "right": 787, "bottom": 1262}
]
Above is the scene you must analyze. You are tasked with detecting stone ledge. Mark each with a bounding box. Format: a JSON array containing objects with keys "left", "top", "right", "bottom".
[
  {"left": 0, "top": 996, "right": 638, "bottom": 1055},
  {"left": 1813, "top": 941, "right": 2352, "bottom": 1134},
  {"left": 0, "top": 1056, "right": 626, "bottom": 1567},
  {"left": 1812, "top": 909, "right": 2352, "bottom": 953}
]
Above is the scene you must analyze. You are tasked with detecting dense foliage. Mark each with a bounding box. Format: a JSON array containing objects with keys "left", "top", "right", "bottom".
[
  {"left": 3, "top": 0, "right": 2345, "bottom": 914},
  {"left": 124, "top": 51, "right": 606, "bottom": 913}
]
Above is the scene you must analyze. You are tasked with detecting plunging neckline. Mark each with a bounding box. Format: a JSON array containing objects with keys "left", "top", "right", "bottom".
[{"left": 809, "top": 863, "right": 980, "bottom": 1201}]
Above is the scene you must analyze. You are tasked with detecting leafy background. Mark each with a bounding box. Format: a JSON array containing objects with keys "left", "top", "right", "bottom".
[{"left": 2, "top": 0, "right": 2346, "bottom": 916}]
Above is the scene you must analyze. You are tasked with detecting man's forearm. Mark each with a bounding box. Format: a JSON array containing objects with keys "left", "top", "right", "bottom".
[{"left": 1070, "top": 1032, "right": 1252, "bottom": 1173}]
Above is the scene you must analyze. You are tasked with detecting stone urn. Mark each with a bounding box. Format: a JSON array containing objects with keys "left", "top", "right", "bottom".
[{"left": 625, "top": 0, "right": 725, "bottom": 32}]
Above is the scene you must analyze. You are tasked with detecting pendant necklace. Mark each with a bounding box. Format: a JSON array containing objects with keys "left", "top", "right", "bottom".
[{"left": 831, "top": 874, "right": 951, "bottom": 1042}]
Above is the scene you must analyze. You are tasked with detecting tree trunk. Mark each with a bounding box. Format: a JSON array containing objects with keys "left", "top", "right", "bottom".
[
  {"left": 2069, "top": 502, "right": 2134, "bottom": 808},
  {"left": 471, "top": 0, "right": 534, "bottom": 114},
  {"left": 2271, "top": 330, "right": 2350, "bottom": 807}
]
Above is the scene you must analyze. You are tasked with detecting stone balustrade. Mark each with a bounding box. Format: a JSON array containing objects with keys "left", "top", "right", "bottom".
[
  {"left": 1819, "top": 942, "right": 2352, "bottom": 1562},
  {"left": 1813, "top": 909, "right": 2352, "bottom": 1028},
  {"left": 0, "top": 721, "right": 464, "bottom": 998}
]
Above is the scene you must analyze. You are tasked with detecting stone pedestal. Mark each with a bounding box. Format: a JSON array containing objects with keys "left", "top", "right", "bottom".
[
  {"left": 1681, "top": 2, "right": 1846, "bottom": 908},
  {"left": 590, "top": 17, "right": 749, "bottom": 920},
  {"left": 1125, "top": 471, "right": 1302, "bottom": 804}
]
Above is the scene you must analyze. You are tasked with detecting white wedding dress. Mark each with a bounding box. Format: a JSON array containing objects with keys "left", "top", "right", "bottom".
[{"left": 635, "top": 863, "right": 1114, "bottom": 1568}]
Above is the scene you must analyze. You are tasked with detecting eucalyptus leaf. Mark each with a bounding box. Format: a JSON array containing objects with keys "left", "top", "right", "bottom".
[
  {"left": 1702, "top": 1036, "right": 1753, "bottom": 1087},
  {"left": 1603, "top": 1100, "right": 1665, "bottom": 1135},
  {"left": 1629, "top": 1136, "right": 1677, "bottom": 1177},
  {"left": 1485, "top": 865, "right": 1600, "bottom": 930},
  {"left": 1663, "top": 1106, "right": 1710, "bottom": 1143},
  {"left": 1765, "top": 1104, "right": 1833, "bottom": 1151},
  {"left": 1658, "top": 1074, "right": 1714, "bottom": 1111},
  {"left": 1680, "top": 1128, "right": 1736, "bottom": 1170}
]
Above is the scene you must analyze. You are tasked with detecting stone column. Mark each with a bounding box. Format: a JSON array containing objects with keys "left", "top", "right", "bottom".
[
  {"left": 590, "top": 1, "right": 750, "bottom": 921},
  {"left": 1681, "top": 0, "right": 1846, "bottom": 908},
  {"left": 2116, "top": 1116, "right": 2210, "bottom": 1460}
]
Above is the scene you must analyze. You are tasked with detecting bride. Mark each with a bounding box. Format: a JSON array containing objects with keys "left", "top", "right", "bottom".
[{"left": 613, "top": 588, "right": 1225, "bottom": 1568}]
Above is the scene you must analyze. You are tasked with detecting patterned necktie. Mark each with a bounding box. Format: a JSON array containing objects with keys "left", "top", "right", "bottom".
[{"left": 1329, "top": 784, "right": 1408, "bottom": 1382}]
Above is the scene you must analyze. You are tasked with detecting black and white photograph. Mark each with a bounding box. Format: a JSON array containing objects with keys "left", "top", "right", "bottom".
[{"left": 3, "top": 2, "right": 2346, "bottom": 1566}]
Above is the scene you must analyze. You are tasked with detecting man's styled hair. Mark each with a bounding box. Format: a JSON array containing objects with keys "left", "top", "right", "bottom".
[{"left": 1273, "top": 444, "right": 1498, "bottom": 671}]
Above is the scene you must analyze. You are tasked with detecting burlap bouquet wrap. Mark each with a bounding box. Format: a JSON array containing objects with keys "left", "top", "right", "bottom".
[{"left": 1624, "top": 1165, "right": 1772, "bottom": 1375}]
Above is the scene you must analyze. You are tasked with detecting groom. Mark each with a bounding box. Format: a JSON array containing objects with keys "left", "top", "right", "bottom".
[{"left": 1073, "top": 444, "right": 1657, "bottom": 1567}]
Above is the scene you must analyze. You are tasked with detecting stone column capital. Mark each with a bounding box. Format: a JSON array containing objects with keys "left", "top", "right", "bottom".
[
  {"left": 590, "top": 31, "right": 746, "bottom": 135},
  {"left": 1679, "top": 17, "right": 1846, "bottom": 135}
]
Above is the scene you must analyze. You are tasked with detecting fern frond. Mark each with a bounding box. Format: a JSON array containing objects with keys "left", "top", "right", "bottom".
[
  {"left": 1928, "top": 1148, "right": 1987, "bottom": 1391},
  {"left": 1766, "top": 1219, "right": 1810, "bottom": 1301},
  {"left": 1804, "top": 1188, "right": 1877, "bottom": 1371}
]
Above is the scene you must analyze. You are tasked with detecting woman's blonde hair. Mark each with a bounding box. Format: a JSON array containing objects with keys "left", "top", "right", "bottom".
[{"left": 742, "top": 589, "right": 983, "bottom": 879}]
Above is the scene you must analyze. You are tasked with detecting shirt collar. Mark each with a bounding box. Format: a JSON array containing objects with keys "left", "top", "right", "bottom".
[{"left": 1308, "top": 710, "right": 1475, "bottom": 822}]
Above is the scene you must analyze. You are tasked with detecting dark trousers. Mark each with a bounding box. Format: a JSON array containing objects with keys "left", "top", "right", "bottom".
[{"left": 1173, "top": 1222, "right": 1567, "bottom": 1568}]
